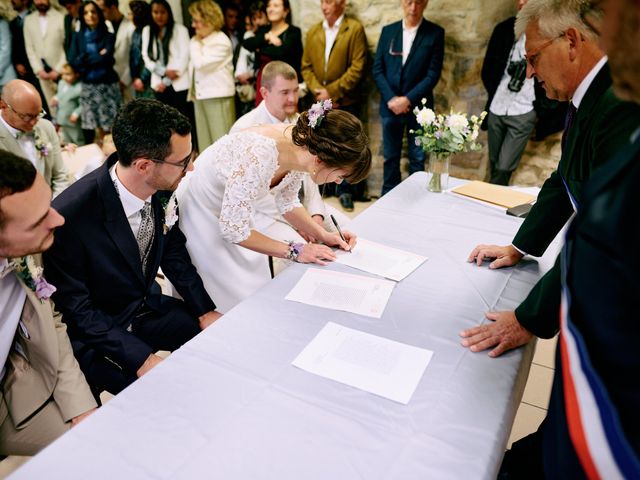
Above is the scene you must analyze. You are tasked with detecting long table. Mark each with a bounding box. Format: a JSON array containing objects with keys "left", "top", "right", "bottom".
[{"left": 13, "top": 173, "right": 560, "bottom": 479}]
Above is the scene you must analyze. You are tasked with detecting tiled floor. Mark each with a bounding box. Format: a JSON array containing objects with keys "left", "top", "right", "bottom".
[{"left": 0, "top": 196, "right": 556, "bottom": 478}]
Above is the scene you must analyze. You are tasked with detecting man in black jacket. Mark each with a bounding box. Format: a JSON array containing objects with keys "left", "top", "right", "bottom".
[{"left": 44, "top": 99, "right": 223, "bottom": 398}]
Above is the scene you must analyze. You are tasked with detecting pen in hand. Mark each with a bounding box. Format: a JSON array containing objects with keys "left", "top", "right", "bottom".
[{"left": 330, "top": 214, "right": 351, "bottom": 253}]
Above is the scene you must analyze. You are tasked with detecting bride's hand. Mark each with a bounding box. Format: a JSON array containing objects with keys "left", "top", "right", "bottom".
[
  {"left": 296, "top": 243, "right": 337, "bottom": 265},
  {"left": 323, "top": 230, "right": 357, "bottom": 252}
]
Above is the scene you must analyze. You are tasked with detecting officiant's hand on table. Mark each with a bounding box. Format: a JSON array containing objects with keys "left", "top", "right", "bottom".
[
  {"left": 467, "top": 244, "right": 523, "bottom": 269},
  {"left": 199, "top": 310, "right": 223, "bottom": 329},
  {"left": 459, "top": 310, "right": 533, "bottom": 358}
]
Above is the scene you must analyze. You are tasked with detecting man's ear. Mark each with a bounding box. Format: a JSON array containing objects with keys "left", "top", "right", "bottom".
[
  {"left": 133, "top": 158, "right": 154, "bottom": 174},
  {"left": 565, "top": 27, "right": 582, "bottom": 62},
  {"left": 259, "top": 86, "right": 269, "bottom": 100}
]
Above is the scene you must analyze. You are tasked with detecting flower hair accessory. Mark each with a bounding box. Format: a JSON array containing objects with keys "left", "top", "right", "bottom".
[{"left": 307, "top": 99, "right": 332, "bottom": 129}]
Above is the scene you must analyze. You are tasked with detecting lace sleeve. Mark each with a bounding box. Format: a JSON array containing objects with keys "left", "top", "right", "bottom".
[
  {"left": 218, "top": 136, "right": 278, "bottom": 243},
  {"left": 274, "top": 171, "right": 304, "bottom": 215}
]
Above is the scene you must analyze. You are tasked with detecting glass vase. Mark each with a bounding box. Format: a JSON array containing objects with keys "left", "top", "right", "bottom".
[{"left": 427, "top": 154, "right": 451, "bottom": 193}]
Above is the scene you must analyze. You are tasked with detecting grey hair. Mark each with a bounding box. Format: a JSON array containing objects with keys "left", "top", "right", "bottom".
[{"left": 515, "top": 0, "right": 597, "bottom": 41}]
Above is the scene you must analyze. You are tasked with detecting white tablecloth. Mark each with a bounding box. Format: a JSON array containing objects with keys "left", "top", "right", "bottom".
[{"left": 13, "top": 173, "right": 560, "bottom": 480}]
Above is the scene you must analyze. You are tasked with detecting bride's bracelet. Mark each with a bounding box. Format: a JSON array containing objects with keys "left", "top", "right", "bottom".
[{"left": 286, "top": 241, "right": 305, "bottom": 262}]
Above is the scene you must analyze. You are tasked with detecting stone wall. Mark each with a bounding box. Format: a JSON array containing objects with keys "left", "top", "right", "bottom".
[{"left": 292, "top": 0, "right": 561, "bottom": 195}]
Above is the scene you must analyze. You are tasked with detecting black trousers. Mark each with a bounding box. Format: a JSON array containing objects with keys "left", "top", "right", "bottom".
[{"left": 78, "top": 296, "right": 200, "bottom": 399}]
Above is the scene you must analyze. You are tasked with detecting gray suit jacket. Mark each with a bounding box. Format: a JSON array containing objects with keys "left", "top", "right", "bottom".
[
  {"left": 0, "top": 116, "right": 70, "bottom": 196},
  {"left": 0, "top": 258, "right": 96, "bottom": 429}
]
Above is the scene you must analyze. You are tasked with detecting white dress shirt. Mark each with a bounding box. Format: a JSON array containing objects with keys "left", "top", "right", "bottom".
[
  {"left": 110, "top": 163, "right": 151, "bottom": 238},
  {"left": 322, "top": 14, "right": 344, "bottom": 69},
  {"left": 38, "top": 12, "right": 48, "bottom": 37},
  {"left": 402, "top": 19, "right": 422, "bottom": 66},
  {"left": 0, "top": 111, "right": 38, "bottom": 166},
  {"left": 0, "top": 258, "right": 27, "bottom": 382},
  {"left": 489, "top": 35, "right": 536, "bottom": 116}
]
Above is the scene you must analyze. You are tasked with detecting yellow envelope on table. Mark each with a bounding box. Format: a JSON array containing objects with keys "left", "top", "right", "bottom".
[{"left": 450, "top": 181, "right": 536, "bottom": 209}]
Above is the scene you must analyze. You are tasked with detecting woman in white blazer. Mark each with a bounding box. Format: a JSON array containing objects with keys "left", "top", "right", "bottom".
[
  {"left": 141, "top": 0, "right": 194, "bottom": 136},
  {"left": 188, "top": 0, "right": 235, "bottom": 152}
]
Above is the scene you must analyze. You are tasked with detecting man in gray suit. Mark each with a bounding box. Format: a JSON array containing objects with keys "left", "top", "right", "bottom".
[
  {"left": 0, "top": 151, "right": 96, "bottom": 456},
  {"left": 0, "top": 80, "right": 70, "bottom": 196}
]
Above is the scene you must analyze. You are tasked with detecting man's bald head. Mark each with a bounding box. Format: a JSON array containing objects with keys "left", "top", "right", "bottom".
[{"left": 0, "top": 80, "right": 44, "bottom": 132}]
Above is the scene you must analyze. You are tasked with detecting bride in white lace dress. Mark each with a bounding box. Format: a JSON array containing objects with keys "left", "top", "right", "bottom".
[{"left": 176, "top": 106, "right": 371, "bottom": 312}]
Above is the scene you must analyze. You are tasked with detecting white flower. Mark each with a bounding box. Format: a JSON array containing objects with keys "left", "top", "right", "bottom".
[
  {"left": 470, "top": 128, "right": 479, "bottom": 141},
  {"left": 163, "top": 193, "right": 179, "bottom": 234},
  {"left": 416, "top": 107, "right": 436, "bottom": 127},
  {"left": 446, "top": 114, "right": 469, "bottom": 132}
]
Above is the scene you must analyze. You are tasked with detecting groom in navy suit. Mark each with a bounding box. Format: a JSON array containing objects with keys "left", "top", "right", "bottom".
[
  {"left": 373, "top": 0, "right": 444, "bottom": 196},
  {"left": 44, "top": 99, "right": 222, "bottom": 398}
]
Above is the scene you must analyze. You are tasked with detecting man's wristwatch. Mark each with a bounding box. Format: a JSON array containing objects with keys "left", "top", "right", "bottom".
[{"left": 286, "top": 241, "right": 304, "bottom": 262}]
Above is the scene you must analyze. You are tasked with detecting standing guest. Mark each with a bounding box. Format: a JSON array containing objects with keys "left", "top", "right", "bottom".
[
  {"left": 234, "top": 1, "right": 268, "bottom": 117},
  {"left": 231, "top": 60, "right": 350, "bottom": 242},
  {"left": 464, "top": 0, "right": 640, "bottom": 361},
  {"left": 43, "top": 99, "right": 222, "bottom": 398},
  {"left": 221, "top": 3, "right": 242, "bottom": 56},
  {"left": 242, "top": 0, "right": 302, "bottom": 106},
  {"left": 188, "top": 0, "right": 235, "bottom": 152},
  {"left": 0, "top": 14, "right": 17, "bottom": 93},
  {"left": 51, "top": 64, "right": 83, "bottom": 145},
  {"left": 0, "top": 151, "right": 97, "bottom": 456},
  {"left": 128, "top": 0, "right": 154, "bottom": 98},
  {"left": 68, "top": 1, "right": 123, "bottom": 144},
  {"left": 23, "top": 0, "right": 67, "bottom": 108},
  {"left": 0, "top": 80, "right": 70, "bottom": 196},
  {"left": 177, "top": 106, "right": 371, "bottom": 313},
  {"left": 482, "top": 0, "right": 537, "bottom": 185},
  {"left": 60, "top": 0, "right": 82, "bottom": 55},
  {"left": 97, "top": 0, "right": 135, "bottom": 102},
  {"left": 142, "top": 0, "right": 193, "bottom": 142},
  {"left": 301, "top": 0, "right": 368, "bottom": 211},
  {"left": 373, "top": 0, "right": 444, "bottom": 196}
]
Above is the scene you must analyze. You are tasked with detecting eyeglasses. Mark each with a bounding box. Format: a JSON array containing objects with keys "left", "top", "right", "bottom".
[
  {"left": 148, "top": 151, "right": 194, "bottom": 172},
  {"left": 580, "top": 0, "right": 605, "bottom": 35},
  {"left": 524, "top": 33, "right": 564, "bottom": 70},
  {"left": 389, "top": 37, "right": 403, "bottom": 56},
  {"left": 3, "top": 101, "right": 46, "bottom": 122}
]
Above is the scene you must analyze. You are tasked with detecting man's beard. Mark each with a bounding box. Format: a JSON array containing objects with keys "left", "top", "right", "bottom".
[{"left": 35, "top": 3, "right": 49, "bottom": 12}]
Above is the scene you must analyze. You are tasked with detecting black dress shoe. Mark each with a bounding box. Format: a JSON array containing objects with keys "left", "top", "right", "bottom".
[{"left": 339, "top": 193, "right": 354, "bottom": 212}]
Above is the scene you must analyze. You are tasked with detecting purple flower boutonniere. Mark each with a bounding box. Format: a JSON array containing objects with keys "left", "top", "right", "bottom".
[
  {"left": 34, "top": 132, "right": 51, "bottom": 158},
  {"left": 15, "top": 255, "right": 57, "bottom": 301},
  {"left": 161, "top": 192, "right": 179, "bottom": 234}
]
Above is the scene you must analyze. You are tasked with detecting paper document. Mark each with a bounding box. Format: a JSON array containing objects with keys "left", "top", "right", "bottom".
[
  {"left": 450, "top": 181, "right": 536, "bottom": 208},
  {"left": 292, "top": 322, "right": 433, "bottom": 404},
  {"left": 335, "top": 238, "right": 427, "bottom": 281},
  {"left": 285, "top": 268, "right": 395, "bottom": 318}
]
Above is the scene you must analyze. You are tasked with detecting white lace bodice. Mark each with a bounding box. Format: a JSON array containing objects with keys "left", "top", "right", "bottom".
[{"left": 193, "top": 132, "right": 304, "bottom": 243}]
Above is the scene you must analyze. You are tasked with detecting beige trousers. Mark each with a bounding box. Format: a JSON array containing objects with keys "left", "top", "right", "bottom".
[
  {"left": 193, "top": 96, "right": 235, "bottom": 153},
  {"left": 0, "top": 399, "right": 70, "bottom": 456}
]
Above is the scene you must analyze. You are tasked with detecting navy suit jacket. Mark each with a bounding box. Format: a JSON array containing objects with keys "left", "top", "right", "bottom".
[
  {"left": 44, "top": 154, "right": 216, "bottom": 375},
  {"left": 543, "top": 133, "right": 640, "bottom": 478},
  {"left": 372, "top": 18, "right": 444, "bottom": 117}
]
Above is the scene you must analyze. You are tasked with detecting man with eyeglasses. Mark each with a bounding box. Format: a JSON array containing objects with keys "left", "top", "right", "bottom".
[
  {"left": 464, "top": 0, "right": 640, "bottom": 359},
  {"left": 43, "top": 98, "right": 223, "bottom": 400},
  {"left": 372, "top": 0, "right": 444, "bottom": 196},
  {"left": 0, "top": 79, "right": 70, "bottom": 197}
]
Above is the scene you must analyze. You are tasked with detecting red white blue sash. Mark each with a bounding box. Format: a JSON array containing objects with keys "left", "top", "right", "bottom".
[{"left": 560, "top": 263, "right": 640, "bottom": 479}]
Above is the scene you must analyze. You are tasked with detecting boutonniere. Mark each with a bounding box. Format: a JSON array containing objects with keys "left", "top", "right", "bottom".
[
  {"left": 34, "top": 131, "right": 51, "bottom": 158},
  {"left": 14, "top": 255, "right": 57, "bottom": 301},
  {"left": 160, "top": 192, "right": 179, "bottom": 234}
]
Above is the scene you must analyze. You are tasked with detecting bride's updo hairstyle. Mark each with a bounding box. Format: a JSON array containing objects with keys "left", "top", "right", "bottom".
[{"left": 291, "top": 109, "right": 371, "bottom": 184}]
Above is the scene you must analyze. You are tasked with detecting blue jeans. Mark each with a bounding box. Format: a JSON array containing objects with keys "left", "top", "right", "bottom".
[{"left": 381, "top": 114, "right": 426, "bottom": 196}]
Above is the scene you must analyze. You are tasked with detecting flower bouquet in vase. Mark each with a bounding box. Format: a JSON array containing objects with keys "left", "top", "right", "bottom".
[{"left": 411, "top": 100, "right": 487, "bottom": 192}]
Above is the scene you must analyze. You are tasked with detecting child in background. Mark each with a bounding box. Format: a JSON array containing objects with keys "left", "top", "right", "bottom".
[{"left": 52, "top": 64, "right": 84, "bottom": 146}]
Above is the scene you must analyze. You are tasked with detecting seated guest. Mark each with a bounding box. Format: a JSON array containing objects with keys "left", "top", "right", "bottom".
[
  {"left": 177, "top": 105, "right": 371, "bottom": 313},
  {"left": 44, "top": 99, "right": 222, "bottom": 398},
  {"left": 0, "top": 79, "right": 70, "bottom": 196},
  {"left": 0, "top": 151, "right": 96, "bottom": 456},
  {"left": 230, "top": 60, "right": 350, "bottom": 242}
]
